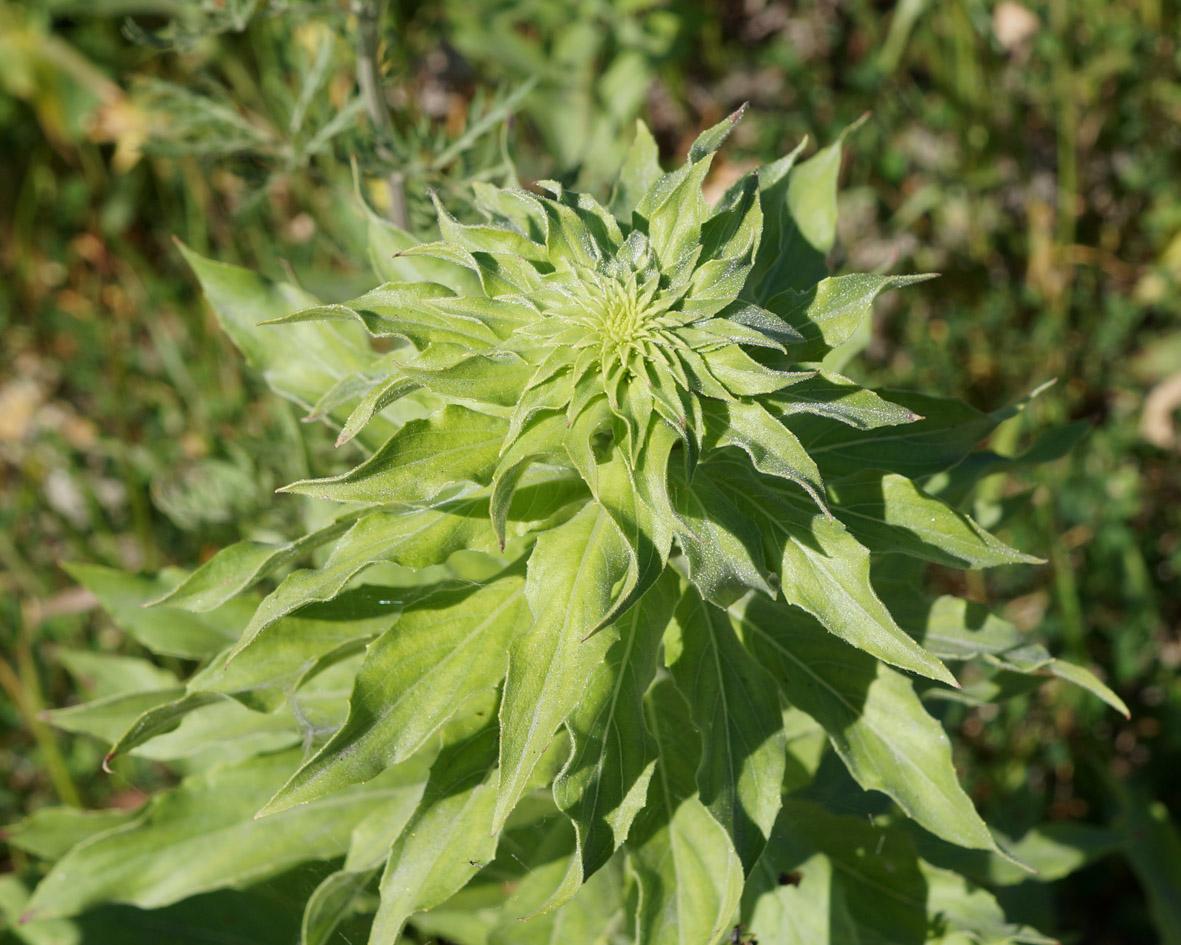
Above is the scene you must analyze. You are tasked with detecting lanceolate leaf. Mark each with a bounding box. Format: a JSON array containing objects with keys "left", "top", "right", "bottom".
[
  {"left": 262, "top": 574, "right": 528, "bottom": 813},
  {"left": 669, "top": 467, "right": 776, "bottom": 606},
  {"left": 551, "top": 572, "right": 679, "bottom": 901},
  {"left": 150, "top": 513, "right": 361, "bottom": 613},
  {"left": 764, "top": 370, "right": 920, "bottom": 430},
  {"left": 827, "top": 470, "right": 1038, "bottom": 569},
  {"left": 737, "top": 596, "right": 1002, "bottom": 853},
  {"left": 788, "top": 390, "right": 1002, "bottom": 480},
  {"left": 64, "top": 564, "right": 247, "bottom": 659},
  {"left": 703, "top": 399, "right": 827, "bottom": 511},
  {"left": 227, "top": 497, "right": 504, "bottom": 661},
  {"left": 666, "top": 586, "right": 786, "bottom": 873},
  {"left": 628, "top": 678, "right": 744, "bottom": 945},
  {"left": 189, "top": 586, "right": 409, "bottom": 712},
  {"left": 705, "top": 457, "right": 958, "bottom": 686},
  {"left": 495, "top": 500, "right": 632, "bottom": 833},
  {"left": 369, "top": 708, "right": 502, "bottom": 944},
  {"left": 280, "top": 405, "right": 508, "bottom": 504},
  {"left": 24, "top": 752, "right": 415, "bottom": 921},
  {"left": 177, "top": 243, "right": 394, "bottom": 451},
  {"left": 768, "top": 273, "right": 936, "bottom": 362}
]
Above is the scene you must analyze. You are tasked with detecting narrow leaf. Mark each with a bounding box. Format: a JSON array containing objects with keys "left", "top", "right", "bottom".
[
  {"left": 828, "top": 470, "right": 1039, "bottom": 568},
  {"left": 738, "top": 596, "right": 1002, "bottom": 853},
  {"left": 628, "top": 678, "right": 744, "bottom": 945},
  {"left": 666, "top": 586, "right": 786, "bottom": 872},
  {"left": 281, "top": 406, "right": 507, "bottom": 505},
  {"left": 551, "top": 573, "right": 678, "bottom": 901},
  {"left": 263, "top": 576, "right": 528, "bottom": 813},
  {"left": 495, "top": 501, "right": 632, "bottom": 832}
]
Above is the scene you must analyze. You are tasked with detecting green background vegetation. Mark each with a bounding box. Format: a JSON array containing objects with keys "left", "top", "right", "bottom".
[{"left": 2, "top": 1, "right": 1178, "bottom": 942}]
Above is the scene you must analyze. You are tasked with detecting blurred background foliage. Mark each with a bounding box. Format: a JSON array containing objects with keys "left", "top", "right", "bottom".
[{"left": 1, "top": 0, "right": 1178, "bottom": 942}]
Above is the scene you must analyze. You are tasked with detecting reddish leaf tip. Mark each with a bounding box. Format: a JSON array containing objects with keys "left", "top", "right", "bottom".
[{"left": 102, "top": 753, "right": 116, "bottom": 774}]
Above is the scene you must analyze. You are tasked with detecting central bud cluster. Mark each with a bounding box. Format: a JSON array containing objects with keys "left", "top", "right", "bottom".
[
  {"left": 565, "top": 270, "right": 670, "bottom": 378},
  {"left": 586, "top": 274, "right": 651, "bottom": 348}
]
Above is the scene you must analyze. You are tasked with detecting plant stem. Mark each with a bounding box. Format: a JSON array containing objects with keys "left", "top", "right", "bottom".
[
  {"left": 0, "top": 601, "right": 82, "bottom": 807},
  {"left": 354, "top": 0, "right": 408, "bottom": 229}
]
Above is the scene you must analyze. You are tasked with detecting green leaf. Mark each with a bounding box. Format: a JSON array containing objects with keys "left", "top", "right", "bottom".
[
  {"left": 788, "top": 390, "right": 1001, "bottom": 480},
  {"left": 150, "top": 514, "right": 360, "bottom": 613},
  {"left": 550, "top": 572, "right": 678, "bottom": 904},
  {"left": 362, "top": 205, "right": 481, "bottom": 293},
  {"left": 228, "top": 497, "right": 504, "bottom": 662},
  {"left": 884, "top": 592, "right": 1130, "bottom": 716},
  {"left": 1043, "top": 658, "right": 1129, "bottom": 718},
  {"left": 738, "top": 596, "right": 1002, "bottom": 853},
  {"left": 1113, "top": 781, "right": 1181, "bottom": 945},
  {"left": 495, "top": 499, "right": 632, "bottom": 832},
  {"left": 769, "top": 799, "right": 930, "bottom": 943},
  {"left": 176, "top": 243, "right": 389, "bottom": 447},
  {"left": 767, "top": 273, "right": 936, "bottom": 361},
  {"left": 764, "top": 370, "right": 920, "bottom": 429},
  {"left": 707, "top": 459, "right": 959, "bottom": 686},
  {"left": 700, "top": 344, "right": 805, "bottom": 397},
  {"left": 666, "top": 586, "right": 786, "bottom": 872},
  {"left": 921, "top": 863, "right": 1056, "bottom": 945},
  {"left": 272, "top": 281, "right": 503, "bottom": 351},
  {"left": 24, "top": 752, "right": 415, "bottom": 920},
  {"left": 628, "top": 678, "right": 744, "bottom": 945},
  {"left": 190, "top": 585, "right": 409, "bottom": 712},
  {"left": 703, "top": 399, "right": 827, "bottom": 511},
  {"left": 125, "top": 696, "right": 305, "bottom": 763},
  {"left": 335, "top": 375, "right": 421, "bottom": 447},
  {"left": 688, "top": 104, "right": 747, "bottom": 163},
  {"left": 2, "top": 872, "right": 331, "bottom": 945},
  {"left": 103, "top": 691, "right": 223, "bottom": 762},
  {"left": 57, "top": 650, "right": 177, "bottom": 700},
  {"left": 43, "top": 688, "right": 186, "bottom": 744},
  {"left": 743, "top": 849, "right": 859, "bottom": 945},
  {"left": 3, "top": 806, "right": 140, "bottom": 861},
  {"left": 399, "top": 350, "right": 535, "bottom": 407},
  {"left": 669, "top": 467, "right": 776, "bottom": 606},
  {"left": 64, "top": 564, "right": 246, "bottom": 658},
  {"left": 610, "top": 120, "right": 662, "bottom": 219},
  {"left": 368, "top": 706, "right": 502, "bottom": 943},
  {"left": 301, "top": 869, "right": 379, "bottom": 945},
  {"left": 828, "top": 470, "right": 1038, "bottom": 568},
  {"left": 262, "top": 575, "right": 528, "bottom": 813},
  {"left": 281, "top": 406, "right": 508, "bottom": 505}
]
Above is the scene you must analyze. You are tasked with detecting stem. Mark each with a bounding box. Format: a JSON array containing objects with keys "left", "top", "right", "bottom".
[
  {"left": 1, "top": 601, "right": 82, "bottom": 807},
  {"left": 354, "top": 0, "right": 408, "bottom": 229}
]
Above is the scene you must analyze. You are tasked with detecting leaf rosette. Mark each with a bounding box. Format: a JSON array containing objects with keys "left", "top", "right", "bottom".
[{"left": 17, "top": 109, "right": 1127, "bottom": 945}]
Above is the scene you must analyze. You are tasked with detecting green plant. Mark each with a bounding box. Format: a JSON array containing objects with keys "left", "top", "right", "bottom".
[{"left": 6, "top": 110, "right": 1130, "bottom": 945}]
